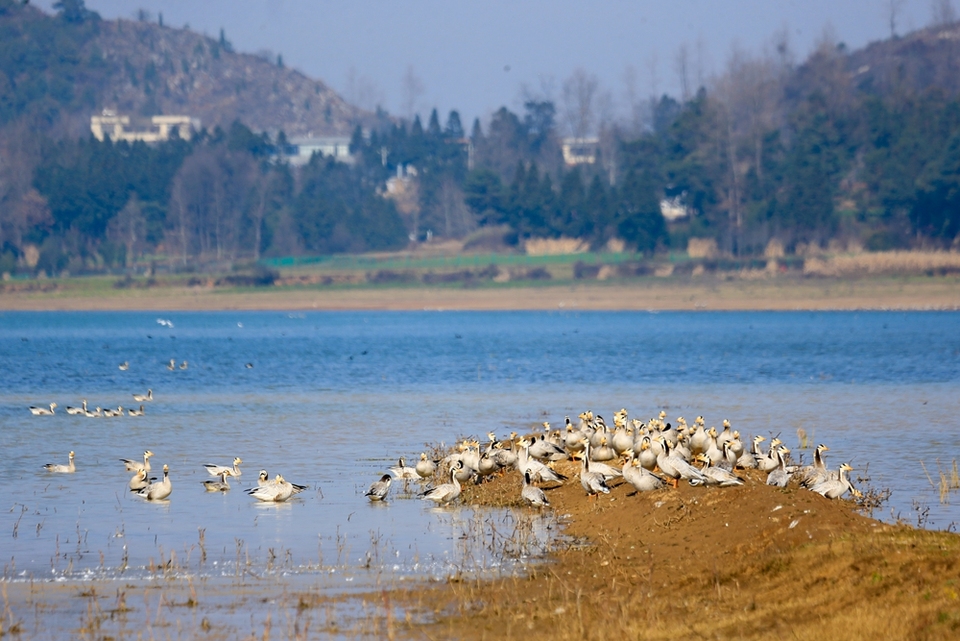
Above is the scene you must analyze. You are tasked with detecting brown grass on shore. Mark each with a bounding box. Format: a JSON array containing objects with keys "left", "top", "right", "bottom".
[
  {"left": 804, "top": 251, "right": 960, "bottom": 277},
  {"left": 381, "top": 460, "right": 960, "bottom": 640}
]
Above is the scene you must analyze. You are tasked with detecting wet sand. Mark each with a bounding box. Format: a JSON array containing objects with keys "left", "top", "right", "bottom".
[{"left": 2, "top": 276, "right": 960, "bottom": 311}]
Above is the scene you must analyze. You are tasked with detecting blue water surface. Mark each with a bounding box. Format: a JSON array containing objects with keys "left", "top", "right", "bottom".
[{"left": 1, "top": 310, "right": 958, "bottom": 582}]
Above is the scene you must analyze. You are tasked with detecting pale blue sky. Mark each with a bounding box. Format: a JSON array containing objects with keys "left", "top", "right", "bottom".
[{"left": 35, "top": 0, "right": 937, "bottom": 126}]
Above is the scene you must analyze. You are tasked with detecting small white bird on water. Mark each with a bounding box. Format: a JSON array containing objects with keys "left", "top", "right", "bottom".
[
  {"left": 247, "top": 474, "right": 307, "bottom": 502},
  {"left": 120, "top": 450, "right": 153, "bottom": 473},
  {"left": 43, "top": 451, "right": 75, "bottom": 473},
  {"left": 29, "top": 402, "right": 57, "bottom": 416},
  {"left": 132, "top": 389, "right": 153, "bottom": 402},
  {"left": 204, "top": 457, "right": 242, "bottom": 478}
]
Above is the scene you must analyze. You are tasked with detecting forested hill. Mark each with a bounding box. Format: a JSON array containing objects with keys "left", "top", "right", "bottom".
[{"left": 0, "top": 0, "right": 364, "bottom": 137}]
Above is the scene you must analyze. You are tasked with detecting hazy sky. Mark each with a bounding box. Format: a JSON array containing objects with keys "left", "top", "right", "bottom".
[{"left": 35, "top": 0, "right": 937, "bottom": 126}]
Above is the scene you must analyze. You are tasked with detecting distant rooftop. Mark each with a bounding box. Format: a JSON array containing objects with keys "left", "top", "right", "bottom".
[{"left": 91, "top": 110, "right": 200, "bottom": 143}]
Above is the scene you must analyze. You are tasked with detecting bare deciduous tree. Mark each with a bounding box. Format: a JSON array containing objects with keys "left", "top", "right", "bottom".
[
  {"left": 674, "top": 43, "right": 691, "bottom": 101},
  {"left": 108, "top": 194, "right": 146, "bottom": 267},
  {"left": 561, "top": 68, "right": 599, "bottom": 138},
  {"left": 401, "top": 65, "right": 425, "bottom": 120},
  {"left": 931, "top": 0, "right": 957, "bottom": 26},
  {"left": 344, "top": 66, "right": 385, "bottom": 112}
]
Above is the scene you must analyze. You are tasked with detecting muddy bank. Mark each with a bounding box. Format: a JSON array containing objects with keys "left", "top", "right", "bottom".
[{"left": 385, "top": 461, "right": 960, "bottom": 640}]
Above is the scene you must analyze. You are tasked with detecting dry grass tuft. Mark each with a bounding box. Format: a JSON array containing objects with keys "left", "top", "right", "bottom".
[
  {"left": 524, "top": 237, "right": 589, "bottom": 256},
  {"left": 804, "top": 251, "right": 960, "bottom": 277}
]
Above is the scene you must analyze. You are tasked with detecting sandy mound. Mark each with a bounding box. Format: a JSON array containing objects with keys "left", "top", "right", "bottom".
[{"left": 387, "top": 461, "right": 960, "bottom": 640}]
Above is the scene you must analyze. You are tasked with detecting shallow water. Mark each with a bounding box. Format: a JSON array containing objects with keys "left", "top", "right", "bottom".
[{"left": 1, "top": 310, "right": 959, "bottom": 590}]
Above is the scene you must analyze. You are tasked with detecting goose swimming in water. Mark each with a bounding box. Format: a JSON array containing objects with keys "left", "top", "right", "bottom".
[
  {"left": 204, "top": 457, "right": 242, "bottom": 478},
  {"left": 121, "top": 450, "right": 153, "bottom": 473},
  {"left": 247, "top": 474, "right": 307, "bottom": 502},
  {"left": 388, "top": 458, "right": 419, "bottom": 480},
  {"left": 66, "top": 400, "right": 87, "bottom": 416},
  {"left": 202, "top": 470, "right": 231, "bottom": 492},
  {"left": 135, "top": 464, "right": 172, "bottom": 501},
  {"left": 128, "top": 405, "right": 145, "bottom": 417},
  {"left": 129, "top": 468, "right": 150, "bottom": 491},
  {"left": 167, "top": 359, "right": 176, "bottom": 371},
  {"left": 43, "top": 451, "right": 75, "bottom": 473},
  {"left": 420, "top": 461, "right": 463, "bottom": 505},
  {"left": 179, "top": 361, "right": 188, "bottom": 370},
  {"left": 365, "top": 474, "right": 393, "bottom": 501},
  {"left": 29, "top": 402, "right": 57, "bottom": 416},
  {"left": 132, "top": 389, "right": 153, "bottom": 402},
  {"left": 119, "top": 361, "right": 129, "bottom": 371}
]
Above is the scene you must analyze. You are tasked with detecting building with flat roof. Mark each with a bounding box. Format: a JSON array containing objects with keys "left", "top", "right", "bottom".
[
  {"left": 286, "top": 136, "right": 353, "bottom": 165},
  {"left": 90, "top": 110, "right": 200, "bottom": 143}
]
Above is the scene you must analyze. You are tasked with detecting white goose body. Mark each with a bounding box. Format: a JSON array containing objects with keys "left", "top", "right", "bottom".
[
  {"left": 66, "top": 401, "right": 87, "bottom": 416},
  {"left": 204, "top": 457, "right": 242, "bottom": 478},
  {"left": 517, "top": 440, "right": 567, "bottom": 484},
  {"left": 43, "top": 451, "right": 75, "bottom": 473},
  {"left": 132, "top": 389, "right": 153, "bottom": 403},
  {"left": 129, "top": 468, "right": 150, "bottom": 491},
  {"left": 415, "top": 453, "right": 437, "bottom": 478},
  {"left": 389, "top": 458, "right": 420, "bottom": 480},
  {"left": 29, "top": 402, "right": 57, "bottom": 416},
  {"left": 521, "top": 471, "right": 550, "bottom": 507},
  {"left": 136, "top": 464, "right": 172, "bottom": 500},
  {"left": 121, "top": 450, "right": 153, "bottom": 473},
  {"left": 766, "top": 447, "right": 793, "bottom": 488},
  {"left": 622, "top": 456, "right": 666, "bottom": 492},
  {"left": 202, "top": 471, "right": 231, "bottom": 492},
  {"left": 420, "top": 463, "right": 463, "bottom": 504},
  {"left": 809, "top": 463, "right": 854, "bottom": 499},
  {"left": 365, "top": 474, "right": 393, "bottom": 501},
  {"left": 247, "top": 474, "right": 307, "bottom": 502},
  {"left": 579, "top": 441, "right": 611, "bottom": 496}
]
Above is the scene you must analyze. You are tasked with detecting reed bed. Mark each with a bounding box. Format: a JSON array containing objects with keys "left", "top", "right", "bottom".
[
  {"left": 523, "top": 237, "right": 589, "bottom": 256},
  {"left": 804, "top": 251, "right": 960, "bottom": 277}
]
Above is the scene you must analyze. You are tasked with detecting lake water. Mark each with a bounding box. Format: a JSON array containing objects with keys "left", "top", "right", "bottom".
[{"left": 1, "top": 310, "right": 959, "bottom": 589}]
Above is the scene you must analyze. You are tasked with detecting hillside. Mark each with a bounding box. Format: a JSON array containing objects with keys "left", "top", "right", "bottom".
[{"left": 0, "top": 1, "right": 365, "bottom": 137}]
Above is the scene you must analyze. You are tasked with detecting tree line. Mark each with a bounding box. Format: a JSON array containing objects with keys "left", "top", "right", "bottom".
[{"left": 3, "top": 0, "right": 960, "bottom": 276}]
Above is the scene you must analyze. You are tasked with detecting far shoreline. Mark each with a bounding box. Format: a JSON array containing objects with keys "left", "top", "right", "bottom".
[{"left": 1, "top": 276, "right": 960, "bottom": 312}]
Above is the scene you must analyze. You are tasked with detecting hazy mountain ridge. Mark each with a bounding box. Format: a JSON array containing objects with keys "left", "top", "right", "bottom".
[{"left": 89, "top": 17, "right": 364, "bottom": 137}]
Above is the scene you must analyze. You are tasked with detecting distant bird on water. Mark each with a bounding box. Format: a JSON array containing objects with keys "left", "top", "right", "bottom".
[
  {"left": 119, "top": 361, "right": 129, "bottom": 371},
  {"left": 179, "top": 360, "right": 188, "bottom": 370},
  {"left": 132, "top": 389, "right": 153, "bottom": 402},
  {"left": 44, "top": 451, "right": 75, "bottom": 473},
  {"left": 29, "top": 402, "right": 57, "bottom": 416}
]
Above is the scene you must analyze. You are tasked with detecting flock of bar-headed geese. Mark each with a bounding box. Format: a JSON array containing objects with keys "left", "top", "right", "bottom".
[
  {"left": 378, "top": 410, "right": 862, "bottom": 508},
  {"left": 37, "top": 398, "right": 861, "bottom": 507},
  {"left": 35, "top": 387, "right": 307, "bottom": 503}
]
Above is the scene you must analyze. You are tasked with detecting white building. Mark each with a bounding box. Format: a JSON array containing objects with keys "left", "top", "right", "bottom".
[
  {"left": 561, "top": 137, "right": 599, "bottom": 166},
  {"left": 90, "top": 110, "right": 199, "bottom": 143},
  {"left": 287, "top": 136, "right": 354, "bottom": 165}
]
